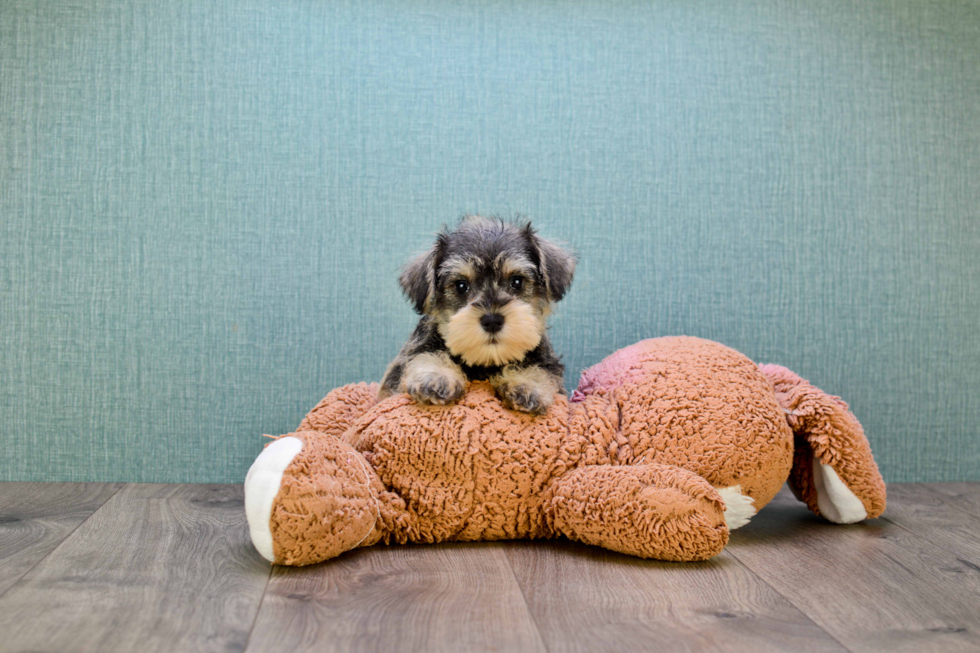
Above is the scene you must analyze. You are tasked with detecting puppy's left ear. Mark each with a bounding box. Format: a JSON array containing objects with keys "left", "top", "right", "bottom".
[{"left": 524, "top": 224, "right": 576, "bottom": 302}]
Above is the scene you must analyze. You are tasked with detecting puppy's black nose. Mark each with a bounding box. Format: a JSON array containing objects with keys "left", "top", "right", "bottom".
[{"left": 479, "top": 313, "right": 505, "bottom": 334}]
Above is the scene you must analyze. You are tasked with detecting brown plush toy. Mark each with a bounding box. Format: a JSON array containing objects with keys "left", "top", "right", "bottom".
[{"left": 244, "top": 336, "right": 886, "bottom": 565}]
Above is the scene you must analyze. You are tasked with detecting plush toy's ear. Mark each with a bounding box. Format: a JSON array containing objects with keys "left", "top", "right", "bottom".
[
  {"left": 399, "top": 232, "right": 448, "bottom": 314},
  {"left": 524, "top": 223, "right": 576, "bottom": 302}
]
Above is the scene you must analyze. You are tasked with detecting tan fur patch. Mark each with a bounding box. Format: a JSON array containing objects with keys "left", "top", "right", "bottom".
[
  {"left": 442, "top": 257, "right": 475, "bottom": 281},
  {"left": 500, "top": 256, "right": 534, "bottom": 278},
  {"left": 440, "top": 300, "right": 544, "bottom": 367}
]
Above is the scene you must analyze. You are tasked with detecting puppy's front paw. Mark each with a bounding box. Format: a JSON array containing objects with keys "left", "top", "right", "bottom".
[
  {"left": 492, "top": 365, "right": 561, "bottom": 416},
  {"left": 496, "top": 382, "right": 555, "bottom": 416},
  {"left": 401, "top": 352, "right": 468, "bottom": 407},
  {"left": 407, "top": 372, "right": 466, "bottom": 406}
]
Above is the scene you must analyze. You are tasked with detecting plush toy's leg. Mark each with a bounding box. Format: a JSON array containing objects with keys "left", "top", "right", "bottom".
[
  {"left": 296, "top": 382, "right": 381, "bottom": 437},
  {"left": 543, "top": 464, "right": 731, "bottom": 561},
  {"left": 245, "top": 430, "right": 406, "bottom": 566},
  {"left": 245, "top": 436, "right": 305, "bottom": 562},
  {"left": 759, "top": 364, "right": 886, "bottom": 523}
]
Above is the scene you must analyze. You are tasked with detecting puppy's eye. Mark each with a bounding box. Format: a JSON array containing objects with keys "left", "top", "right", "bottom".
[
  {"left": 510, "top": 276, "right": 524, "bottom": 291},
  {"left": 454, "top": 280, "right": 469, "bottom": 294}
]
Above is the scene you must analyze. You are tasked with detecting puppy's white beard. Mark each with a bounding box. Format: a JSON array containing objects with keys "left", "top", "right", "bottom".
[{"left": 440, "top": 301, "right": 543, "bottom": 367}]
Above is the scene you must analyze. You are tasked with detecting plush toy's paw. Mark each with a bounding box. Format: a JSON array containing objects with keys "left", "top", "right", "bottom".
[
  {"left": 244, "top": 436, "right": 304, "bottom": 563},
  {"left": 812, "top": 461, "right": 868, "bottom": 524},
  {"left": 715, "top": 485, "right": 757, "bottom": 530},
  {"left": 245, "top": 431, "right": 388, "bottom": 566},
  {"left": 545, "top": 464, "right": 730, "bottom": 561}
]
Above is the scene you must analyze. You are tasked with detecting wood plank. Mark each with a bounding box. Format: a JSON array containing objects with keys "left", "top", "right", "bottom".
[
  {"left": 0, "top": 482, "right": 122, "bottom": 597},
  {"left": 726, "top": 486, "right": 980, "bottom": 652},
  {"left": 922, "top": 482, "right": 980, "bottom": 520},
  {"left": 505, "top": 539, "right": 846, "bottom": 653},
  {"left": 246, "top": 542, "right": 548, "bottom": 653},
  {"left": 880, "top": 484, "right": 980, "bottom": 589},
  {"left": 0, "top": 483, "right": 271, "bottom": 653}
]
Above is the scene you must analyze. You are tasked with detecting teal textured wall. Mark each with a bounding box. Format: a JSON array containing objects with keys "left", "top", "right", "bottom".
[{"left": 2, "top": 0, "right": 978, "bottom": 483}]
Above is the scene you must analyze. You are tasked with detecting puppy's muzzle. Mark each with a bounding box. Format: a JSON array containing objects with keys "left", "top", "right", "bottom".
[{"left": 479, "top": 313, "right": 505, "bottom": 334}]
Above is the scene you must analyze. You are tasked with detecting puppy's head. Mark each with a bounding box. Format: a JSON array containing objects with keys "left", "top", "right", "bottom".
[{"left": 400, "top": 216, "right": 576, "bottom": 367}]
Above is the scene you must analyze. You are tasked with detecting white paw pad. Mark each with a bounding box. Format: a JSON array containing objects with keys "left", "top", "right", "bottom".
[
  {"left": 244, "top": 436, "right": 304, "bottom": 562},
  {"left": 812, "top": 461, "right": 867, "bottom": 524},
  {"left": 716, "top": 485, "right": 757, "bottom": 530}
]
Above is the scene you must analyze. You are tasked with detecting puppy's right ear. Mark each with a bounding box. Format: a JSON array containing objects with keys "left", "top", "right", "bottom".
[
  {"left": 399, "top": 233, "right": 447, "bottom": 314},
  {"left": 522, "top": 223, "right": 577, "bottom": 303}
]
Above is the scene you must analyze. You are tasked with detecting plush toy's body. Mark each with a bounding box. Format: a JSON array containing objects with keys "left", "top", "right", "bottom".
[{"left": 245, "top": 337, "right": 886, "bottom": 566}]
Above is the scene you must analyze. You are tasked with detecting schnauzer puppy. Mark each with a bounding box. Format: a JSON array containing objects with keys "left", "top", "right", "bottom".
[{"left": 379, "top": 216, "right": 576, "bottom": 415}]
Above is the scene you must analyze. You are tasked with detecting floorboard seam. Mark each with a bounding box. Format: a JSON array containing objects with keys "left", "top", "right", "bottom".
[
  {"left": 501, "top": 544, "right": 552, "bottom": 653},
  {"left": 241, "top": 564, "right": 274, "bottom": 653},
  {"left": 724, "top": 547, "right": 855, "bottom": 653},
  {"left": 877, "top": 515, "right": 916, "bottom": 535},
  {"left": 0, "top": 482, "right": 126, "bottom": 602}
]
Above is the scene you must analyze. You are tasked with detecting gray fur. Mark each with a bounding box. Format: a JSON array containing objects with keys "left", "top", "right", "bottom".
[{"left": 381, "top": 216, "right": 576, "bottom": 414}]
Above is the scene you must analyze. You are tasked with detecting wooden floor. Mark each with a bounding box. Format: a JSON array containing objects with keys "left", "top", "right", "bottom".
[{"left": 1, "top": 483, "right": 979, "bottom": 653}]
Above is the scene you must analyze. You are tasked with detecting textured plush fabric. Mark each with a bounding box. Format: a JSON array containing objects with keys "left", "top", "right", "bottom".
[
  {"left": 348, "top": 383, "right": 577, "bottom": 544},
  {"left": 297, "top": 382, "right": 382, "bottom": 438},
  {"left": 271, "top": 431, "right": 387, "bottom": 566},
  {"left": 2, "top": 0, "right": 978, "bottom": 483},
  {"left": 254, "top": 337, "right": 885, "bottom": 565},
  {"left": 544, "top": 464, "right": 729, "bottom": 561},
  {"left": 761, "top": 364, "right": 887, "bottom": 520},
  {"left": 574, "top": 337, "right": 794, "bottom": 509}
]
